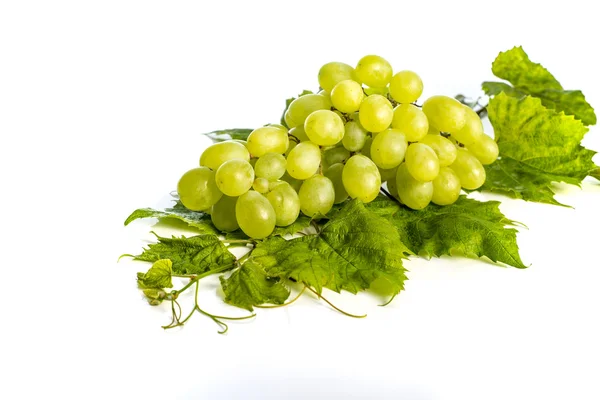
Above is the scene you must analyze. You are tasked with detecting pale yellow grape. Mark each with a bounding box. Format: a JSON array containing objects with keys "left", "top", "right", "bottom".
[
  {"left": 289, "top": 125, "right": 310, "bottom": 142},
  {"left": 378, "top": 166, "right": 398, "bottom": 182},
  {"left": 391, "top": 104, "right": 429, "bottom": 142},
  {"left": 466, "top": 134, "right": 499, "bottom": 165},
  {"left": 342, "top": 120, "right": 368, "bottom": 151},
  {"left": 422, "top": 95, "right": 467, "bottom": 133},
  {"left": 215, "top": 159, "right": 254, "bottom": 196},
  {"left": 324, "top": 163, "right": 349, "bottom": 204},
  {"left": 331, "top": 80, "right": 364, "bottom": 113},
  {"left": 389, "top": 71, "right": 423, "bottom": 103},
  {"left": 431, "top": 167, "right": 461, "bottom": 205},
  {"left": 299, "top": 175, "right": 335, "bottom": 217},
  {"left": 359, "top": 94, "right": 393, "bottom": 133},
  {"left": 266, "top": 182, "right": 301, "bottom": 226},
  {"left": 321, "top": 146, "right": 350, "bottom": 171},
  {"left": 318, "top": 62, "right": 357, "bottom": 93},
  {"left": 284, "top": 94, "right": 332, "bottom": 128},
  {"left": 405, "top": 143, "right": 440, "bottom": 182},
  {"left": 252, "top": 177, "right": 269, "bottom": 193},
  {"left": 370, "top": 129, "right": 408, "bottom": 169},
  {"left": 304, "top": 110, "right": 345, "bottom": 146},
  {"left": 235, "top": 191, "right": 276, "bottom": 239},
  {"left": 450, "top": 148, "right": 486, "bottom": 190},
  {"left": 254, "top": 153, "right": 287, "bottom": 181},
  {"left": 177, "top": 167, "right": 223, "bottom": 211},
  {"left": 211, "top": 195, "right": 239, "bottom": 232},
  {"left": 355, "top": 55, "right": 393, "bottom": 88},
  {"left": 419, "top": 134, "right": 457, "bottom": 167},
  {"left": 396, "top": 163, "right": 433, "bottom": 210},
  {"left": 452, "top": 106, "right": 484, "bottom": 145},
  {"left": 342, "top": 155, "right": 381, "bottom": 203},
  {"left": 281, "top": 172, "right": 303, "bottom": 192},
  {"left": 246, "top": 126, "right": 289, "bottom": 157},
  {"left": 199, "top": 141, "right": 250, "bottom": 170},
  {"left": 286, "top": 142, "right": 321, "bottom": 180}
]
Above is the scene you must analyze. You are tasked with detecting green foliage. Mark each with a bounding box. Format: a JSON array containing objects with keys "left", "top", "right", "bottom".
[
  {"left": 202, "top": 128, "right": 253, "bottom": 142},
  {"left": 137, "top": 259, "right": 173, "bottom": 289},
  {"left": 124, "top": 201, "right": 217, "bottom": 234}
]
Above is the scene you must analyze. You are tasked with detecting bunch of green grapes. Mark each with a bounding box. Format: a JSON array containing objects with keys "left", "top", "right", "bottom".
[{"left": 176, "top": 55, "right": 499, "bottom": 238}]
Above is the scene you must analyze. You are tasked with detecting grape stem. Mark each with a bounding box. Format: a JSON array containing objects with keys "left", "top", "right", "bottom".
[
  {"left": 380, "top": 187, "right": 402, "bottom": 206},
  {"left": 304, "top": 285, "right": 366, "bottom": 318}
]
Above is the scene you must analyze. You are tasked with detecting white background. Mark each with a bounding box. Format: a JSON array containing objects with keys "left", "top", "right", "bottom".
[{"left": 1, "top": 1, "right": 600, "bottom": 399}]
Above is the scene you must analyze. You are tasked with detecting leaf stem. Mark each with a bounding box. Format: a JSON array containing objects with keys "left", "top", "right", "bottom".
[{"left": 304, "top": 285, "right": 367, "bottom": 318}]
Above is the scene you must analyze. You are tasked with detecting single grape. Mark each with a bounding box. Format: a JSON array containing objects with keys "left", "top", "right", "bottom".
[
  {"left": 284, "top": 94, "right": 332, "bottom": 128},
  {"left": 318, "top": 62, "right": 357, "bottom": 93},
  {"left": 418, "top": 134, "right": 457, "bottom": 167},
  {"left": 391, "top": 104, "right": 429, "bottom": 142},
  {"left": 396, "top": 163, "right": 433, "bottom": 210},
  {"left": 452, "top": 105, "right": 484, "bottom": 145},
  {"left": 359, "top": 94, "right": 393, "bottom": 133},
  {"left": 281, "top": 172, "right": 303, "bottom": 192},
  {"left": 422, "top": 95, "right": 467, "bottom": 133},
  {"left": 252, "top": 177, "right": 270, "bottom": 193},
  {"left": 405, "top": 143, "right": 440, "bottom": 182},
  {"left": 211, "top": 195, "right": 239, "bottom": 232},
  {"left": 378, "top": 166, "right": 398, "bottom": 182},
  {"left": 342, "top": 120, "right": 368, "bottom": 151},
  {"left": 431, "top": 167, "right": 461, "bottom": 205},
  {"left": 360, "top": 136, "right": 373, "bottom": 158},
  {"left": 342, "top": 154, "right": 381, "bottom": 203},
  {"left": 331, "top": 79, "right": 364, "bottom": 113},
  {"left": 254, "top": 153, "right": 287, "bottom": 181},
  {"left": 286, "top": 141, "right": 321, "bottom": 180},
  {"left": 466, "top": 134, "right": 499, "bottom": 165},
  {"left": 177, "top": 167, "right": 223, "bottom": 211},
  {"left": 298, "top": 175, "right": 335, "bottom": 217},
  {"left": 215, "top": 159, "right": 254, "bottom": 196},
  {"left": 289, "top": 125, "right": 310, "bottom": 142},
  {"left": 304, "top": 110, "right": 345, "bottom": 146},
  {"left": 246, "top": 125, "right": 289, "bottom": 157},
  {"left": 355, "top": 55, "right": 393, "bottom": 88},
  {"left": 321, "top": 146, "right": 351, "bottom": 171},
  {"left": 235, "top": 191, "right": 276, "bottom": 239},
  {"left": 199, "top": 141, "right": 250, "bottom": 171},
  {"left": 450, "top": 148, "right": 486, "bottom": 190},
  {"left": 266, "top": 182, "right": 301, "bottom": 226},
  {"left": 389, "top": 70, "right": 423, "bottom": 103},
  {"left": 324, "top": 163, "right": 349, "bottom": 204},
  {"left": 370, "top": 128, "right": 408, "bottom": 169}
]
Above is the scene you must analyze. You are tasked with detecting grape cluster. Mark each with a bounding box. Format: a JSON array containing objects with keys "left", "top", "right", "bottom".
[{"left": 177, "top": 55, "right": 499, "bottom": 239}]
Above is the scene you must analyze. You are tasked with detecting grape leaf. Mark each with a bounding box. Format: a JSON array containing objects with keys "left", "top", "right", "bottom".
[
  {"left": 202, "top": 128, "right": 253, "bottom": 142},
  {"left": 366, "top": 195, "right": 526, "bottom": 269},
  {"left": 280, "top": 90, "right": 313, "bottom": 128},
  {"left": 482, "top": 46, "right": 596, "bottom": 125},
  {"left": 124, "top": 202, "right": 217, "bottom": 234},
  {"left": 272, "top": 215, "right": 312, "bottom": 236},
  {"left": 251, "top": 199, "right": 409, "bottom": 295},
  {"left": 137, "top": 259, "right": 173, "bottom": 289},
  {"left": 591, "top": 167, "right": 600, "bottom": 182},
  {"left": 220, "top": 260, "right": 290, "bottom": 311},
  {"left": 131, "top": 233, "right": 236, "bottom": 275}
]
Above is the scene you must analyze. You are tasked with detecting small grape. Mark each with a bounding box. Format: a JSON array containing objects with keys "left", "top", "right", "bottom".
[
  {"left": 286, "top": 142, "right": 321, "bottom": 180},
  {"left": 215, "top": 159, "right": 254, "bottom": 196},
  {"left": 342, "top": 154, "right": 381, "bottom": 203},
  {"left": 246, "top": 126, "right": 289, "bottom": 157},
  {"left": 324, "top": 163, "right": 349, "bottom": 204},
  {"left": 318, "top": 62, "right": 357, "bottom": 93},
  {"left": 235, "top": 191, "right": 276, "bottom": 239},
  {"left": 355, "top": 55, "right": 393, "bottom": 88},
  {"left": 177, "top": 167, "right": 223, "bottom": 211},
  {"left": 266, "top": 182, "right": 301, "bottom": 226},
  {"left": 331, "top": 80, "right": 364, "bottom": 113},
  {"left": 252, "top": 177, "right": 270, "bottom": 193},
  {"left": 431, "top": 167, "right": 461, "bottom": 205},
  {"left": 389, "top": 71, "right": 423, "bottom": 104},
  {"left": 199, "top": 141, "right": 250, "bottom": 171},
  {"left": 254, "top": 153, "right": 287, "bottom": 181},
  {"left": 396, "top": 163, "right": 433, "bottom": 210},
  {"left": 342, "top": 120, "right": 368, "bottom": 151},
  {"left": 298, "top": 175, "right": 335, "bottom": 217},
  {"left": 289, "top": 125, "right": 310, "bottom": 142},
  {"left": 418, "top": 134, "right": 457, "bottom": 167},
  {"left": 450, "top": 148, "right": 486, "bottom": 190},
  {"left": 466, "top": 134, "right": 499, "bottom": 165},
  {"left": 211, "top": 195, "right": 239, "bottom": 232},
  {"left": 359, "top": 94, "right": 393, "bottom": 133},
  {"left": 321, "top": 146, "right": 350, "bottom": 171},
  {"left": 405, "top": 143, "right": 440, "bottom": 182},
  {"left": 422, "top": 95, "right": 467, "bottom": 133},
  {"left": 370, "top": 128, "right": 408, "bottom": 169},
  {"left": 391, "top": 104, "right": 429, "bottom": 142},
  {"left": 304, "top": 110, "right": 345, "bottom": 146}
]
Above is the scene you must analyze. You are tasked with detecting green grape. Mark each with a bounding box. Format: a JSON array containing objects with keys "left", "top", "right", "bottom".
[
  {"left": 364, "top": 86, "right": 389, "bottom": 96},
  {"left": 252, "top": 177, "right": 270, "bottom": 193},
  {"left": 177, "top": 167, "right": 223, "bottom": 211},
  {"left": 419, "top": 134, "right": 457, "bottom": 167},
  {"left": 215, "top": 159, "right": 254, "bottom": 196},
  {"left": 285, "top": 141, "right": 297, "bottom": 157},
  {"left": 281, "top": 172, "right": 303, "bottom": 192},
  {"left": 210, "top": 195, "right": 239, "bottom": 232},
  {"left": 391, "top": 104, "right": 429, "bottom": 142},
  {"left": 266, "top": 182, "right": 301, "bottom": 226},
  {"left": 466, "top": 134, "right": 499, "bottom": 165},
  {"left": 199, "top": 141, "right": 250, "bottom": 170},
  {"left": 254, "top": 153, "right": 287, "bottom": 181},
  {"left": 235, "top": 191, "right": 276, "bottom": 239},
  {"left": 452, "top": 106, "right": 484, "bottom": 145},
  {"left": 427, "top": 124, "right": 440, "bottom": 135},
  {"left": 450, "top": 148, "right": 486, "bottom": 190},
  {"left": 431, "top": 167, "right": 461, "bottom": 206},
  {"left": 284, "top": 94, "right": 332, "bottom": 128},
  {"left": 396, "top": 163, "right": 433, "bottom": 210},
  {"left": 386, "top": 175, "right": 399, "bottom": 198},
  {"left": 318, "top": 62, "right": 357, "bottom": 93},
  {"left": 324, "top": 163, "right": 349, "bottom": 203},
  {"left": 286, "top": 142, "right": 321, "bottom": 180},
  {"left": 422, "top": 95, "right": 467, "bottom": 133},
  {"left": 360, "top": 136, "right": 373, "bottom": 158},
  {"left": 317, "top": 89, "right": 331, "bottom": 101},
  {"left": 246, "top": 125, "right": 289, "bottom": 157},
  {"left": 321, "top": 146, "right": 351, "bottom": 171},
  {"left": 378, "top": 166, "right": 398, "bottom": 182},
  {"left": 304, "top": 110, "right": 345, "bottom": 146},
  {"left": 359, "top": 94, "right": 393, "bottom": 133},
  {"left": 342, "top": 154, "right": 381, "bottom": 203},
  {"left": 298, "top": 175, "right": 335, "bottom": 217},
  {"left": 342, "top": 120, "right": 368, "bottom": 151},
  {"left": 355, "top": 55, "right": 393, "bottom": 88},
  {"left": 331, "top": 79, "right": 364, "bottom": 113},
  {"left": 268, "top": 180, "right": 287, "bottom": 191},
  {"left": 370, "top": 128, "right": 408, "bottom": 169},
  {"left": 405, "top": 143, "right": 440, "bottom": 182},
  {"left": 289, "top": 125, "right": 310, "bottom": 142},
  {"left": 389, "top": 70, "right": 423, "bottom": 103}
]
